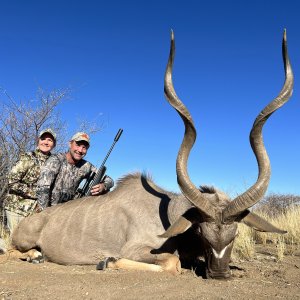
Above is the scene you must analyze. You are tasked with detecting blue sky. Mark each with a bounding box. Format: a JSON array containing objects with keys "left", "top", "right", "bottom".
[{"left": 1, "top": 0, "right": 299, "bottom": 196}]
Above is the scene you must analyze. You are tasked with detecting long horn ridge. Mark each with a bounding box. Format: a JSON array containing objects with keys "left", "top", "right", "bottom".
[
  {"left": 223, "top": 29, "right": 294, "bottom": 222},
  {"left": 164, "top": 30, "right": 215, "bottom": 220}
]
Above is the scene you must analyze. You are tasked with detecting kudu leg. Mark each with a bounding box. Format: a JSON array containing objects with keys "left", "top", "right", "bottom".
[
  {"left": 97, "top": 253, "right": 181, "bottom": 275},
  {"left": 0, "top": 248, "right": 44, "bottom": 263}
]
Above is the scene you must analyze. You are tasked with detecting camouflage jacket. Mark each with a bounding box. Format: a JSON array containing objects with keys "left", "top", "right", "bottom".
[
  {"left": 4, "top": 149, "right": 51, "bottom": 216},
  {"left": 36, "top": 153, "right": 114, "bottom": 208}
]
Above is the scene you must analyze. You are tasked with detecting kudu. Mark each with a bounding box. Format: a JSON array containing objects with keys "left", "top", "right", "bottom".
[{"left": 6, "top": 30, "right": 293, "bottom": 279}]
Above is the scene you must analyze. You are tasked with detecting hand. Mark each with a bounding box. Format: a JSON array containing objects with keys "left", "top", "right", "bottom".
[
  {"left": 90, "top": 183, "right": 106, "bottom": 196},
  {"left": 35, "top": 203, "right": 43, "bottom": 213}
]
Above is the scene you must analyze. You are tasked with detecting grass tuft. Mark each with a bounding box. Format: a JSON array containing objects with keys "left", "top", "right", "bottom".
[{"left": 233, "top": 194, "right": 300, "bottom": 260}]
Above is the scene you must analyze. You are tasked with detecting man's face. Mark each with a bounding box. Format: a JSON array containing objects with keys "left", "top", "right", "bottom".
[{"left": 69, "top": 140, "right": 89, "bottom": 162}]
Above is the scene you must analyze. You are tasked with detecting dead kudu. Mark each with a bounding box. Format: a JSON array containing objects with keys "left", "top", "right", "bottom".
[{"left": 6, "top": 30, "right": 293, "bottom": 279}]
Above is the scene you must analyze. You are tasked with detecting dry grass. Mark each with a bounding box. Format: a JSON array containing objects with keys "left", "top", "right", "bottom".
[
  {"left": 232, "top": 223, "right": 255, "bottom": 260},
  {"left": 253, "top": 205, "right": 300, "bottom": 257},
  {"left": 233, "top": 204, "right": 300, "bottom": 260}
]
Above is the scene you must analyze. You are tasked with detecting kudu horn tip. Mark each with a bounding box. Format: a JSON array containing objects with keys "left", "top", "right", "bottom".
[
  {"left": 170, "top": 29, "right": 174, "bottom": 40},
  {"left": 283, "top": 28, "right": 287, "bottom": 41}
]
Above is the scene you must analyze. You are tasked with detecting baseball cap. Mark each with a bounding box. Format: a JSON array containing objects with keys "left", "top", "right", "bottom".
[
  {"left": 39, "top": 128, "right": 57, "bottom": 142},
  {"left": 71, "top": 132, "right": 90, "bottom": 145}
]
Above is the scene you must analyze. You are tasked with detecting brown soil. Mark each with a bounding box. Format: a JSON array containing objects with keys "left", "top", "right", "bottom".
[{"left": 0, "top": 245, "right": 299, "bottom": 300}]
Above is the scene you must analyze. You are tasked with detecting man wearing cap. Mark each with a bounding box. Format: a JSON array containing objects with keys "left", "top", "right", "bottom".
[
  {"left": 4, "top": 128, "right": 56, "bottom": 234},
  {"left": 35, "top": 132, "right": 114, "bottom": 211}
]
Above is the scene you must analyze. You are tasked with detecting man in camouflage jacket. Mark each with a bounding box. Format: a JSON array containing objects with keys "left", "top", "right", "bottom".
[
  {"left": 36, "top": 132, "right": 114, "bottom": 210},
  {"left": 4, "top": 129, "right": 56, "bottom": 233}
]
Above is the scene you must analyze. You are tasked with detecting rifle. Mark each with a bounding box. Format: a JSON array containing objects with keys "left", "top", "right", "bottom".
[{"left": 76, "top": 128, "right": 123, "bottom": 198}]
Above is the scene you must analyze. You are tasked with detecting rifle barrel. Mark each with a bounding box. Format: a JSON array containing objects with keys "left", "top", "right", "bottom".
[{"left": 99, "top": 129, "right": 123, "bottom": 169}]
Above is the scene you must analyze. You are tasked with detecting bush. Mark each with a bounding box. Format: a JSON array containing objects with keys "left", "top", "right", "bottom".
[{"left": 255, "top": 193, "right": 300, "bottom": 217}]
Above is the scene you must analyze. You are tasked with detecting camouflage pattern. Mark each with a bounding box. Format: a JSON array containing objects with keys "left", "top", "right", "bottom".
[
  {"left": 4, "top": 149, "right": 51, "bottom": 216},
  {"left": 36, "top": 153, "right": 114, "bottom": 208}
]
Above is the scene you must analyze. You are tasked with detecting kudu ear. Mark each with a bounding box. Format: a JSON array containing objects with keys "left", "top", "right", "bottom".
[
  {"left": 158, "top": 216, "right": 192, "bottom": 238},
  {"left": 240, "top": 210, "right": 287, "bottom": 234}
]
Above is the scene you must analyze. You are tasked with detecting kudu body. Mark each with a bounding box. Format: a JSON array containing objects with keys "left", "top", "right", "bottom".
[{"left": 8, "top": 30, "right": 293, "bottom": 279}]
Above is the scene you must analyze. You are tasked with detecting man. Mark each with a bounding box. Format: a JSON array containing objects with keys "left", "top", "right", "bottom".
[
  {"left": 36, "top": 132, "right": 114, "bottom": 211},
  {"left": 4, "top": 128, "right": 56, "bottom": 233}
]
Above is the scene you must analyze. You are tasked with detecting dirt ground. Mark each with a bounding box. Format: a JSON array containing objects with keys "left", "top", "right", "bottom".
[{"left": 0, "top": 245, "right": 299, "bottom": 300}]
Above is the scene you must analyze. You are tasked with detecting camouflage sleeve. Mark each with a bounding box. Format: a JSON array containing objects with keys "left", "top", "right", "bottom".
[
  {"left": 36, "top": 155, "right": 61, "bottom": 209},
  {"left": 102, "top": 175, "right": 114, "bottom": 190},
  {"left": 7, "top": 154, "right": 36, "bottom": 199}
]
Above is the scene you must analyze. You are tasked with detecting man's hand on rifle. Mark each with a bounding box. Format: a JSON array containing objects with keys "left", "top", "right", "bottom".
[{"left": 90, "top": 183, "right": 107, "bottom": 195}]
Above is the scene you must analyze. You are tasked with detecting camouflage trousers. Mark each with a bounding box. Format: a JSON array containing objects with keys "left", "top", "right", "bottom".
[{"left": 5, "top": 210, "right": 25, "bottom": 235}]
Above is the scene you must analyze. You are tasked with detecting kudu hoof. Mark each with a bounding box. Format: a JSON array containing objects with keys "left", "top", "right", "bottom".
[
  {"left": 96, "top": 257, "right": 116, "bottom": 270},
  {"left": 27, "top": 255, "right": 44, "bottom": 264}
]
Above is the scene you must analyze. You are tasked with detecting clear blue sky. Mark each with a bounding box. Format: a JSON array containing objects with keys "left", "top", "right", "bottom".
[{"left": 1, "top": 0, "right": 299, "bottom": 196}]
